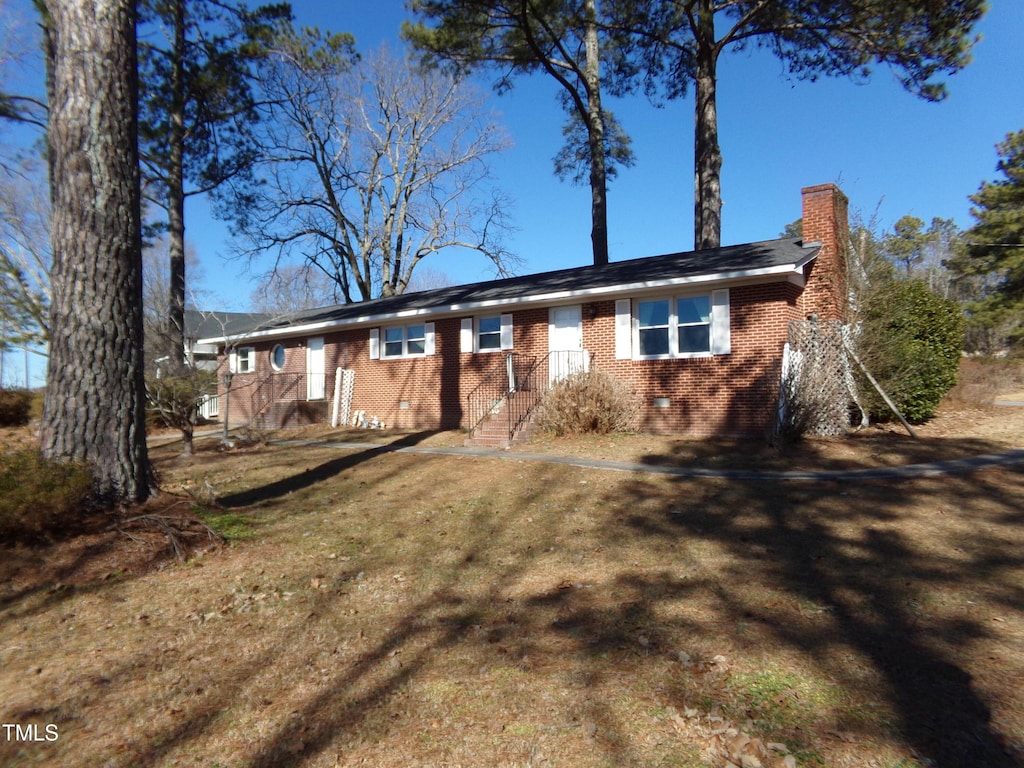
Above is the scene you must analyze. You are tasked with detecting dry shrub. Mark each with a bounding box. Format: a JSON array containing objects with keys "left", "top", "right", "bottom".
[
  {"left": 535, "top": 368, "right": 638, "bottom": 436},
  {"left": 0, "top": 388, "right": 33, "bottom": 427},
  {"left": 0, "top": 450, "right": 95, "bottom": 540}
]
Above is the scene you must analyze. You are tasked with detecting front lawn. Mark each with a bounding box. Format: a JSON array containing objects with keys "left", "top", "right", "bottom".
[{"left": 2, "top": 401, "right": 1023, "bottom": 767}]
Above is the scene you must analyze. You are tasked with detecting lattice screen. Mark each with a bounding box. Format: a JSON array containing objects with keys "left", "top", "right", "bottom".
[{"left": 776, "top": 319, "right": 866, "bottom": 438}]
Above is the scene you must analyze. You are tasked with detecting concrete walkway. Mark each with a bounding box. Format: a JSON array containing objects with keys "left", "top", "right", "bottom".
[
  {"left": 270, "top": 438, "right": 1024, "bottom": 482},
  {"left": 150, "top": 427, "right": 1024, "bottom": 482}
]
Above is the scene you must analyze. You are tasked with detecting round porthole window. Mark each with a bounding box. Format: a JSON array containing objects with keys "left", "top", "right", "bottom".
[{"left": 270, "top": 344, "right": 286, "bottom": 371}]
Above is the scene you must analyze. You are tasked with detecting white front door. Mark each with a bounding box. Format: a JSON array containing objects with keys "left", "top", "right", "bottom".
[
  {"left": 548, "top": 305, "right": 587, "bottom": 383},
  {"left": 307, "top": 337, "right": 325, "bottom": 400}
]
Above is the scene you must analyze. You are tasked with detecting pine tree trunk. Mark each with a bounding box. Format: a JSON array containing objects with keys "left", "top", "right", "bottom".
[
  {"left": 693, "top": 0, "right": 722, "bottom": 250},
  {"left": 41, "top": 0, "right": 153, "bottom": 503},
  {"left": 583, "top": 0, "right": 609, "bottom": 266},
  {"left": 167, "top": 0, "right": 187, "bottom": 374}
]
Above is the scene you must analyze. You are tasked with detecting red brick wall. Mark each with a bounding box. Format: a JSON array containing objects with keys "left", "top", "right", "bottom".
[
  {"left": 216, "top": 280, "right": 803, "bottom": 436},
  {"left": 585, "top": 280, "right": 801, "bottom": 436},
  {"left": 217, "top": 339, "right": 323, "bottom": 428}
]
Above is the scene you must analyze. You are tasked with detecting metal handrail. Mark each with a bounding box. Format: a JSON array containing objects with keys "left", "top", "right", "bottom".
[
  {"left": 250, "top": 373, "right": 307, "bottom": 428},
  {"left": 503, "top": 353, "right": 549, "bottom": 440},
  {"left": 467, "top": 350, "right": 589, "bottom": 442},
  {"left": 465, "top": 354, "right": 518, "bottom": 436}
]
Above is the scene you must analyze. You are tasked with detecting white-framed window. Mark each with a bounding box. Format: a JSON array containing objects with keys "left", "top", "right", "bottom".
[
  {"left": 232, "top": 346, "right": 256, "bottom": 373},
  {"left": 270, "top": 344, "right": 286, "bottom": 371},
  {"left": 370, "top": 323, "right": 435, "bottom": 360},
  {"left": 460, "top": 314, "right": 513, "bottom": 353},
  {"left": 477, "top": 315, "right": 502, "bottom": 351},
  {"left": 637, "top": 299, "right": 672, "bottom": 356},
  {"left": 675, "top": 295, "right": 712, "bottom": 353},
  {"left": 617, "top": 290, "right": 730, "bottom": 360}
]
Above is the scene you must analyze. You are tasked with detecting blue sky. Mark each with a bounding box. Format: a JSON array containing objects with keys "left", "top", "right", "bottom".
[
  {"left": 2, "top": 0, "right": 1023, "bottom": 386},
  {"left": 225, "top": 0, "right": 1024, "bottom": 295}
]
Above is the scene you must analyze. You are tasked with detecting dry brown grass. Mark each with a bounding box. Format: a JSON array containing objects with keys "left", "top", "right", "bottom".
[
  {"left": 2, "top": 374, "right": 1024, "bottom": 768},
  {"left": 947, "top": 356, "right": 1024, "bottom": 406}
]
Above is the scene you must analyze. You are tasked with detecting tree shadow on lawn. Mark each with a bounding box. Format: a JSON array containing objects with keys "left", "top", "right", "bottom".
[
  {"left": 607, "top": 462, "right": 1024, "bottom": 767},
  {"left": 216, "top": 430, "right": 442, "bottom": 509},
  {"left": 633, "top": 432, "right": 1024, "bottom": 474},
  {"left": 215, "top": 450, "right": 1022, "bottom": 767},
  {"left": 122, "top": 462, "right": 653, "bottom": 768}
]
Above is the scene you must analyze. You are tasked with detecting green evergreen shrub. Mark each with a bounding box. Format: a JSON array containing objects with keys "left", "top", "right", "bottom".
[{"left": 857, "top": 279, "right": 964, "bottom": 423}]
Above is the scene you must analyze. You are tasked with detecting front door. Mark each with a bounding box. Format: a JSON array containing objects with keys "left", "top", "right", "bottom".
[
  {"left": 548, "top": 305, "right": 587, "bottom": 383},
  {"left": 307, "top": 337, "right": 325, "bottom": 400}
]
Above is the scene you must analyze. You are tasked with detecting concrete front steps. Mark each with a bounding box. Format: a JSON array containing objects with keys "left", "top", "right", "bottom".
[{"left": 465, "top": 410, "right": 537, "bottom": 449}]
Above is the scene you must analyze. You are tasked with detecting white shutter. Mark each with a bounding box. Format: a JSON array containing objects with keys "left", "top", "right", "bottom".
[
  {"left": 711, "top": 289, "right": 731, "bottom": 355},
  {"left": 614, "top": 299, "right": 632, "bottom": 359},
  {"left": 460, "top": 318, "right": 474, "bottom": 353},
  {"left": 228, "top": 350, "right": 238, "bottom": 373},
  {"left": 424, "top": 322, "right": 435, "bottom": 355},
  {"left": 369, "top": 328, "right": 380, "bottom": 360},
  {"left": 499, "top": 313, "right": 513, "bottom": 350}
]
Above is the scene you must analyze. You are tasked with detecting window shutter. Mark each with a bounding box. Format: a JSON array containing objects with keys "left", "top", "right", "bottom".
[
  {"left": 460, "top": 318, "right": 474, "bottom": 353},
  {"left": 424, "top": 322, "right": 435, "bottom": 355},
  {"left": 228, "top": 350, "right": 238, "bottom": 373},
  {"left": 368, "top": 328, "right": 380, "bottom": 360},
  {"left": 711, "top": 289, "right": 731, "bottom": 355},
  {"left": 614, "top": 299, "right": 632, "bottom": 359},
  {"left": 499, "top": 313, "right": 513, "bottom": 350}
]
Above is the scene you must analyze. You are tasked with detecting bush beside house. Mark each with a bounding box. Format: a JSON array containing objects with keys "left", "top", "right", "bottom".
[{"left": 857, "top": 279, "right": 965, "bottom": 423}]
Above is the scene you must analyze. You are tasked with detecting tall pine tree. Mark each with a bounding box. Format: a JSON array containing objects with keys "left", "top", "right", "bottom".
[
  {"left": 405, "top": 0, "right": 634, "bottom": 266},
  {"left": 137, "top": 0, "right": 291, "bottom": 372},
  {"left": 605, "top": 0, "right": 986, "bottom": 249},
  {"left": 955, "top": 129, "right": 1024, "bottom": 347},
  {"left": 42, "top": 0, "right": 153, "bottom": 502}
]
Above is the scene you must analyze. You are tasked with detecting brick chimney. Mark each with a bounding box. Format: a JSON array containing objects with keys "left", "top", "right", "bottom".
[{"left": 800, "top": 183, "right": 849, "bottom": 322}]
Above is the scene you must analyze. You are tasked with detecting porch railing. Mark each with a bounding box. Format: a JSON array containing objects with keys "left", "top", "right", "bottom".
[
  {"left": 466, "top": 350, "right": 589, "bottom": 442},
  {"left": 250, "top": 372, "right": 327, "bottom": 428}
]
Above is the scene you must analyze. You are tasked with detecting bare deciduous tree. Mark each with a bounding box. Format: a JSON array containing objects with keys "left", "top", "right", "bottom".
[
  {"left": 235, "top": 40, "right": 517, "bottom": 303},
  {"left": 249, "top": 262, "right": 341, "bottom": 315},
  {"left": 0, "top": 0, "right": 46, "bottom": 129},
  {"left": 0, "top": 154, "right": 50, "bottom": 347}
]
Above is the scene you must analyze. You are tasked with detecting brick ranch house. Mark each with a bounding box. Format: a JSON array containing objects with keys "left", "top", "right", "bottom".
[{"left": 200, "top": 184, "right": 849, "bottom": 442}]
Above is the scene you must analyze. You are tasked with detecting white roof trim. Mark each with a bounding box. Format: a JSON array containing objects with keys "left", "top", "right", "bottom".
[{"left": 200, "top": 251, "right": 817, "bottom": 345}]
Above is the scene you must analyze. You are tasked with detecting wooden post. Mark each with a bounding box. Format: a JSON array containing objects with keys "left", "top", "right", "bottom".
[{"left": 842, "top": 337, "right": 918, "bottom": 439}]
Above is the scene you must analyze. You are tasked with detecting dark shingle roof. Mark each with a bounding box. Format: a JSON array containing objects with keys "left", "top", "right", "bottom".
[
  {"left": 185, "top": 310, "right": 275, "bottom": 340},
  {"left": 200, "top": 237, "right": 818, "bottom": 342}
]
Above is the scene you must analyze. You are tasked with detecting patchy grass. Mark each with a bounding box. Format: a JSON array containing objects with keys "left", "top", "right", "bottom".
[
  {"left": 197, "top": 509, "right": 260, "bottom": 541},
  {"left": 1, "top": 386, "right": 1023, "bottom": 767}
]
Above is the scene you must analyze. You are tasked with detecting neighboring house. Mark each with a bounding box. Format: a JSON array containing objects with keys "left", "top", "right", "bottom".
[
  {"left": 199, "top": 184, "right": 849, "bottom": 440},
  {"left": 166, "top": 310, "right": 272, "bottom": 419},
  {"left": 183, "top": 310, "right": 274, "bottom": 372}
]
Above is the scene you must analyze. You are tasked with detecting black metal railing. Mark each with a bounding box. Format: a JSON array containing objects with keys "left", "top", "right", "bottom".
[
  {"left": 467, "top": 350, "right": 589, "bottom": 442},
  {"left": 250, "top": 372, "right": 327, "bottom": 428},
  {"left": 465, "top": 354, "right": 516, "bottom": 437}
]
